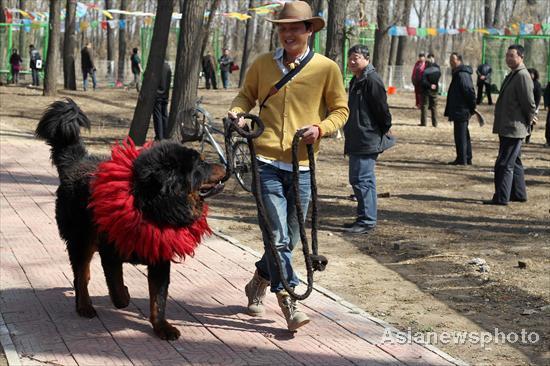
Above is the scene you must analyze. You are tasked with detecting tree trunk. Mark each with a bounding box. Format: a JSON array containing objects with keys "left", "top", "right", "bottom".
[
  {"left": 44, "top": 0, "right": 61, "bottom": 96},
  {"left": 484, "top": 0, "right": 492, "bottom": 28},
  {"left": 166, "top": 0, "right": 209, "bottom": 138},
  {"left": 373, "top": 0, "right": 390, "bottom": 81},
  {"left": 200, "top": 0, "right": 222, "bottom": 57},
  {"left": 325, "top": 0, "right": 347, "bottom": 72},
  {"left": 105, "top": 0, "right": 115, "bottom": 79},
  {"left": 0, "top": 0, "right": 5, "bottom": 24},
  {"left": 388, "top": 36, "right": 398, "bottom": 66},
  {"left": 239, "top": 0, "right": 255, "bottom": 87},
  {"left": 395, "top": 0, "right": 413, "bottom": 66},
  {"left": 493, "top": 0, "right": 502, "bottom": 27},
  {"left": 18, "top": 0, "right": 26, "bottom": 54},
  {"left": 305, "top": 0, "right": 324, "bottom": 49},
  {"left": 117, "top": 0, "right": 127, "bottom": 84},
  {"left": 63, "top": 0, "right": 77, "bottom": 90},
  {"left": 128, "top": 0, "right": 174, "bottom": 145}
]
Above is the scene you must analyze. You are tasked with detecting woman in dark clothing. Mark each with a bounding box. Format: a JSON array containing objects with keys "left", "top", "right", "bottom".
[
  {"left": 526, "top": 68, "right": 542, "bottom": 143},
  {"left": 9, "top": 49, "right": 22, "bottom": 84}
]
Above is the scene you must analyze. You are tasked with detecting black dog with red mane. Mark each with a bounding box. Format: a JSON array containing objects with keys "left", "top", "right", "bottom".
[{"left": 36, "top": 98, "right": 225, "bottom": 340}]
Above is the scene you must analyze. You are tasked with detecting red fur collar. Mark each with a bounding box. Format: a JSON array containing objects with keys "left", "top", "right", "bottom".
[{"left": 88, "top": 139, "right": 211, "bottom": 264}]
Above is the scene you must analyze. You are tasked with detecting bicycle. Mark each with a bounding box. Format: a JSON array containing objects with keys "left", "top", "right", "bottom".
[{"left": 174, "top": 98, "right": 253, "bottom": 192}]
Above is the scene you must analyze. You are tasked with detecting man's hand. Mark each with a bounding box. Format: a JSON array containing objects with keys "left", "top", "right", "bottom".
[
  {"left": 480, "top": 75, "right": 485, "bottom": 80},
  {"left": 300, "top": 125, "right": 320, "bottom": 144},
  {"left": 227, "top": 111, "right": 246, "bottom": 128},
  {"left": 431, "top": 84, "right": 437, "bottom": 90},
  {"left": 531, "top": 115, "right": 538, "bottom": 126}
]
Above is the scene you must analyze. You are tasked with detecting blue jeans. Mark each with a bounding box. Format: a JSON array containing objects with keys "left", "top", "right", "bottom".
[
  {"left": 221, "top": 70, "right": 230, "bottom": 89},
  {"left": 83, "top": 69, "right": 97, "bottom": 90},
  {"left": 31, "top": 68, "right": 40, "bottom": 86},
  {"left": 349, "top": 154, "right": 378, "bottom": 226},
  {"left": 255, "top": 162, "right": 311, "bottom": 293}
]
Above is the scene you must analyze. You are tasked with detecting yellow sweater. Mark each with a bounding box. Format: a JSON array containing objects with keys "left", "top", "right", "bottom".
[{"left": 230, "top": 52, "right": 349, "bottom": 165}]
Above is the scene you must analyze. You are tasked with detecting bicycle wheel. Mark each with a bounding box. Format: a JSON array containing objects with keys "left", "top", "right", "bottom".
[{"left": 232, "top": 140, "right": 253, "bottom": 192}]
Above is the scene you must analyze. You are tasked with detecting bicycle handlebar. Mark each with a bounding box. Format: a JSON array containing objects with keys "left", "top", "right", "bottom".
[{"left": 223, "top": 114, "right": 264, "bottom": 139}]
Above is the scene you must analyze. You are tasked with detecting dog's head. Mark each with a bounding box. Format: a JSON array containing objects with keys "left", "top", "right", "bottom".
[{"left": 131, "top": 141, "right": 225, "bottom": 227}]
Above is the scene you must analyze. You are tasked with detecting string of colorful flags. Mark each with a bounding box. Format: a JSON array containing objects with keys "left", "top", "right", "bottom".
[
  {"left": 4, "top": 2, "right": 548, "bottom": 37},
  {"left": 389, "top": 23, "right": 550, "bottom": 37}
]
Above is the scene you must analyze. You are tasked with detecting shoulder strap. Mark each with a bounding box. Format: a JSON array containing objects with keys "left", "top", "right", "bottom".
[{"left": 259, "top": 50, "right": 315, "bottom": 111}]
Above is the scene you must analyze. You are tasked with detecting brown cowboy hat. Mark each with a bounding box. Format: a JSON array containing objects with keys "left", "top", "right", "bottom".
[{"left": 267, "top": 1, "right": 325, "bottom": 33}]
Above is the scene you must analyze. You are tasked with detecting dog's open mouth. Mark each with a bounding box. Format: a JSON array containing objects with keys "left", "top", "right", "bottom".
[{"left": 199, "top": 182, "right": 224, "bottom": 198}]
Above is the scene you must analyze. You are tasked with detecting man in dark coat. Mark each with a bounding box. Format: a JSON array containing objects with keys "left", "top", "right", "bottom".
[
  {"left": 419, "top": 53, "right": 440, "bottom": 127},
  {"left": 218, "top": 48, "right": 233, "bottom": 89},
  {"left": 444, "top": 52, "right": 476, "bottom": 165},
  {"left": 153, "top": 61, "right": 172, "bottom": 140},
  {"left": 484, "top": 45, "right": 535, "bottom": 205},
  {"left": 202, "top": 51, "right": 217, "bottom": 90},
  {"left": 80, "top": 43, "right": 97, "bottom": 91},
  {"left": 476, "top": 62, "right": 493, "bottom": 105},
  {"left": 343, "top": 44, "right": 393, "bottom": 234}
]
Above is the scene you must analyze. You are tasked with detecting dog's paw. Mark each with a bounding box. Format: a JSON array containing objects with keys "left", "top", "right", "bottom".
[
  {"left": 154, "top": 321, "right": 181, "bottom": 341},
  {"left": 112, "top": 286, "right": 130, "bottom": 308},
  {"left": 77, "top": 304, "right": 97, "bottom": 318}
]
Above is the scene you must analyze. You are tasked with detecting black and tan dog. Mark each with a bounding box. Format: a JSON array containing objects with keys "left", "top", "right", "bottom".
[{"left": 36, "top": 99, "right": 224, "bottom": 340}]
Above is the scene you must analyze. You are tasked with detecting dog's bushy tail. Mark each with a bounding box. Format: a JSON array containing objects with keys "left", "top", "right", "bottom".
[{"left": 35, "top": 98, "right": 91, "bottom": 172}]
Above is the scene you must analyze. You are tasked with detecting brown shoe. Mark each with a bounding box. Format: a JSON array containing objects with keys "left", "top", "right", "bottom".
[
  {"left": 276, "top": 291, "right": 310, "bottom": 331},
  {"left": 244, "top": 270, "right": 270, "bottom": 316}
]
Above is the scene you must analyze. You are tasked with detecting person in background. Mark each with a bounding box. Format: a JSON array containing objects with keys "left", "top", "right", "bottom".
[
  {"left": 130, "top": 47, "right": 142, "bottom": 92},
  {"left": 419, "top": 53, "right": 440, "bottom": 127},
  {"left": 81, "top": 43, "right": 97, "bottom": 91},
  {"left": 483, "top": 45, "right": 536, "bottom": 205},
  {"left": 411, "top": 53, "right": 426, "bottom": 109},
  {"left": 202, "top": 51, "right": 218, "bottom": 90},
  {"left": 545, "top": 82, "right": 550, "bottom": 147},
  {"left": 153, "top": 61, "right": 172, "bottom": 140},
  {"left": 227, "top": 1, "right": 348, "bottom": 332},
  {"left": 444, "top": 52, "right": 476, "bottom": 166},
  {"left": 28, "top": 45, "right": 42, "bottom": 87},
  {"left": 343, "top": 44, "right": 392, "bottom": 234},
  {"left": 476, "top": 62, "right": 493, "bottom": 105},
  {"left": 218, "top": 48, "right": 233, "bottom": 89},
  {"left": 9, "top": 48, "right": 22, "bottom": 85},
  {"left": 525, "top": 68, "right": 542, "bottom": 144}
]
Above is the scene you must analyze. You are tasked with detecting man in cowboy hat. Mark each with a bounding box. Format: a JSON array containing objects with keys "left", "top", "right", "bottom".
[{"left": 227, "top": 0, "right": 348, "bottom": 332}]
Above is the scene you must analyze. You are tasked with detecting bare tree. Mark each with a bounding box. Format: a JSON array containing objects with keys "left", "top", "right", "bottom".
[
  {"left": 325, "top": 0, "right": 347, "bottom": 71},
  {"left": 166, "top": 0, "right": 209, "bottom": 138},
  {"left": 239, "top": 0, "right": 255, "bottom": 87},
  {"left": 304, "top": 0, "right": 324, "bottom": 49},
  {"left": 128, "top": 0, "right": 175, "bottom": 145},
  {"left": 117, "top": 0, "right": 127, "bottom": 84},
  {"left": 105, "top": 0, "right": 115, "bottom": 78},
  {"left": 493, "top": 0, "right": 502, "bottom": 27},
  {"left": 395, "top": 0, "right": 413, "bottom": 66},
  {"left": 372, "top": 0, "right": 390, "bottom": 81},
  {"left": 18, "top": 0, "right": 26, "bottom": 54},
  {"left": 44, "top": 0, "right": 61, "bottom": 96},
  {"left": 200, "top": 0, "right": 222, "bottom": 57},
  {"left": 63, "top": 0, "right": 77, "bottom": 90},
  {"left": 0, "top": 0, "right": 5, "bottom": 24},
  {"left": 484, "top": 0, "right": 493, "bottom": 28}
]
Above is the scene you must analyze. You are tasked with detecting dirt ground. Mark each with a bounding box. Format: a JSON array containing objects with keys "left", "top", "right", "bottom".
[{"left": 1, "top": 84, "right": 549, "bottom": 366}]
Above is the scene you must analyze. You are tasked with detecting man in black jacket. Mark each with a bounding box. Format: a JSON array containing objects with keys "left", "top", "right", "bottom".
[
  {"left": 444, "top": 52, "right": 476, "bottom": 165},
  {"left": 476, "top": 62, "right": 492, "bottom": 105},
  {"left": 420, "top": 54, "right": 440, "bottom": 127},
  {"left": 153, "top": 61, "right": 172, "bottom": 140},
  {"left": 343, "top": 44, "right": 393, "bottom": 234},
  {"left": 81, "top": 43, "right": 97, "bottom": 91}
]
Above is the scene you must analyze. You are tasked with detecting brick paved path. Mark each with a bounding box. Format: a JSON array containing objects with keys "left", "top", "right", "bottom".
[{"left": 0, "top": 129, "right": 465, "bottom": 366}]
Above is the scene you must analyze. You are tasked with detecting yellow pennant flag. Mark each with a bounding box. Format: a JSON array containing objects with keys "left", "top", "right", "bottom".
[{"left": 102, "top": 10, "right": 113, "bottom": 19}]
